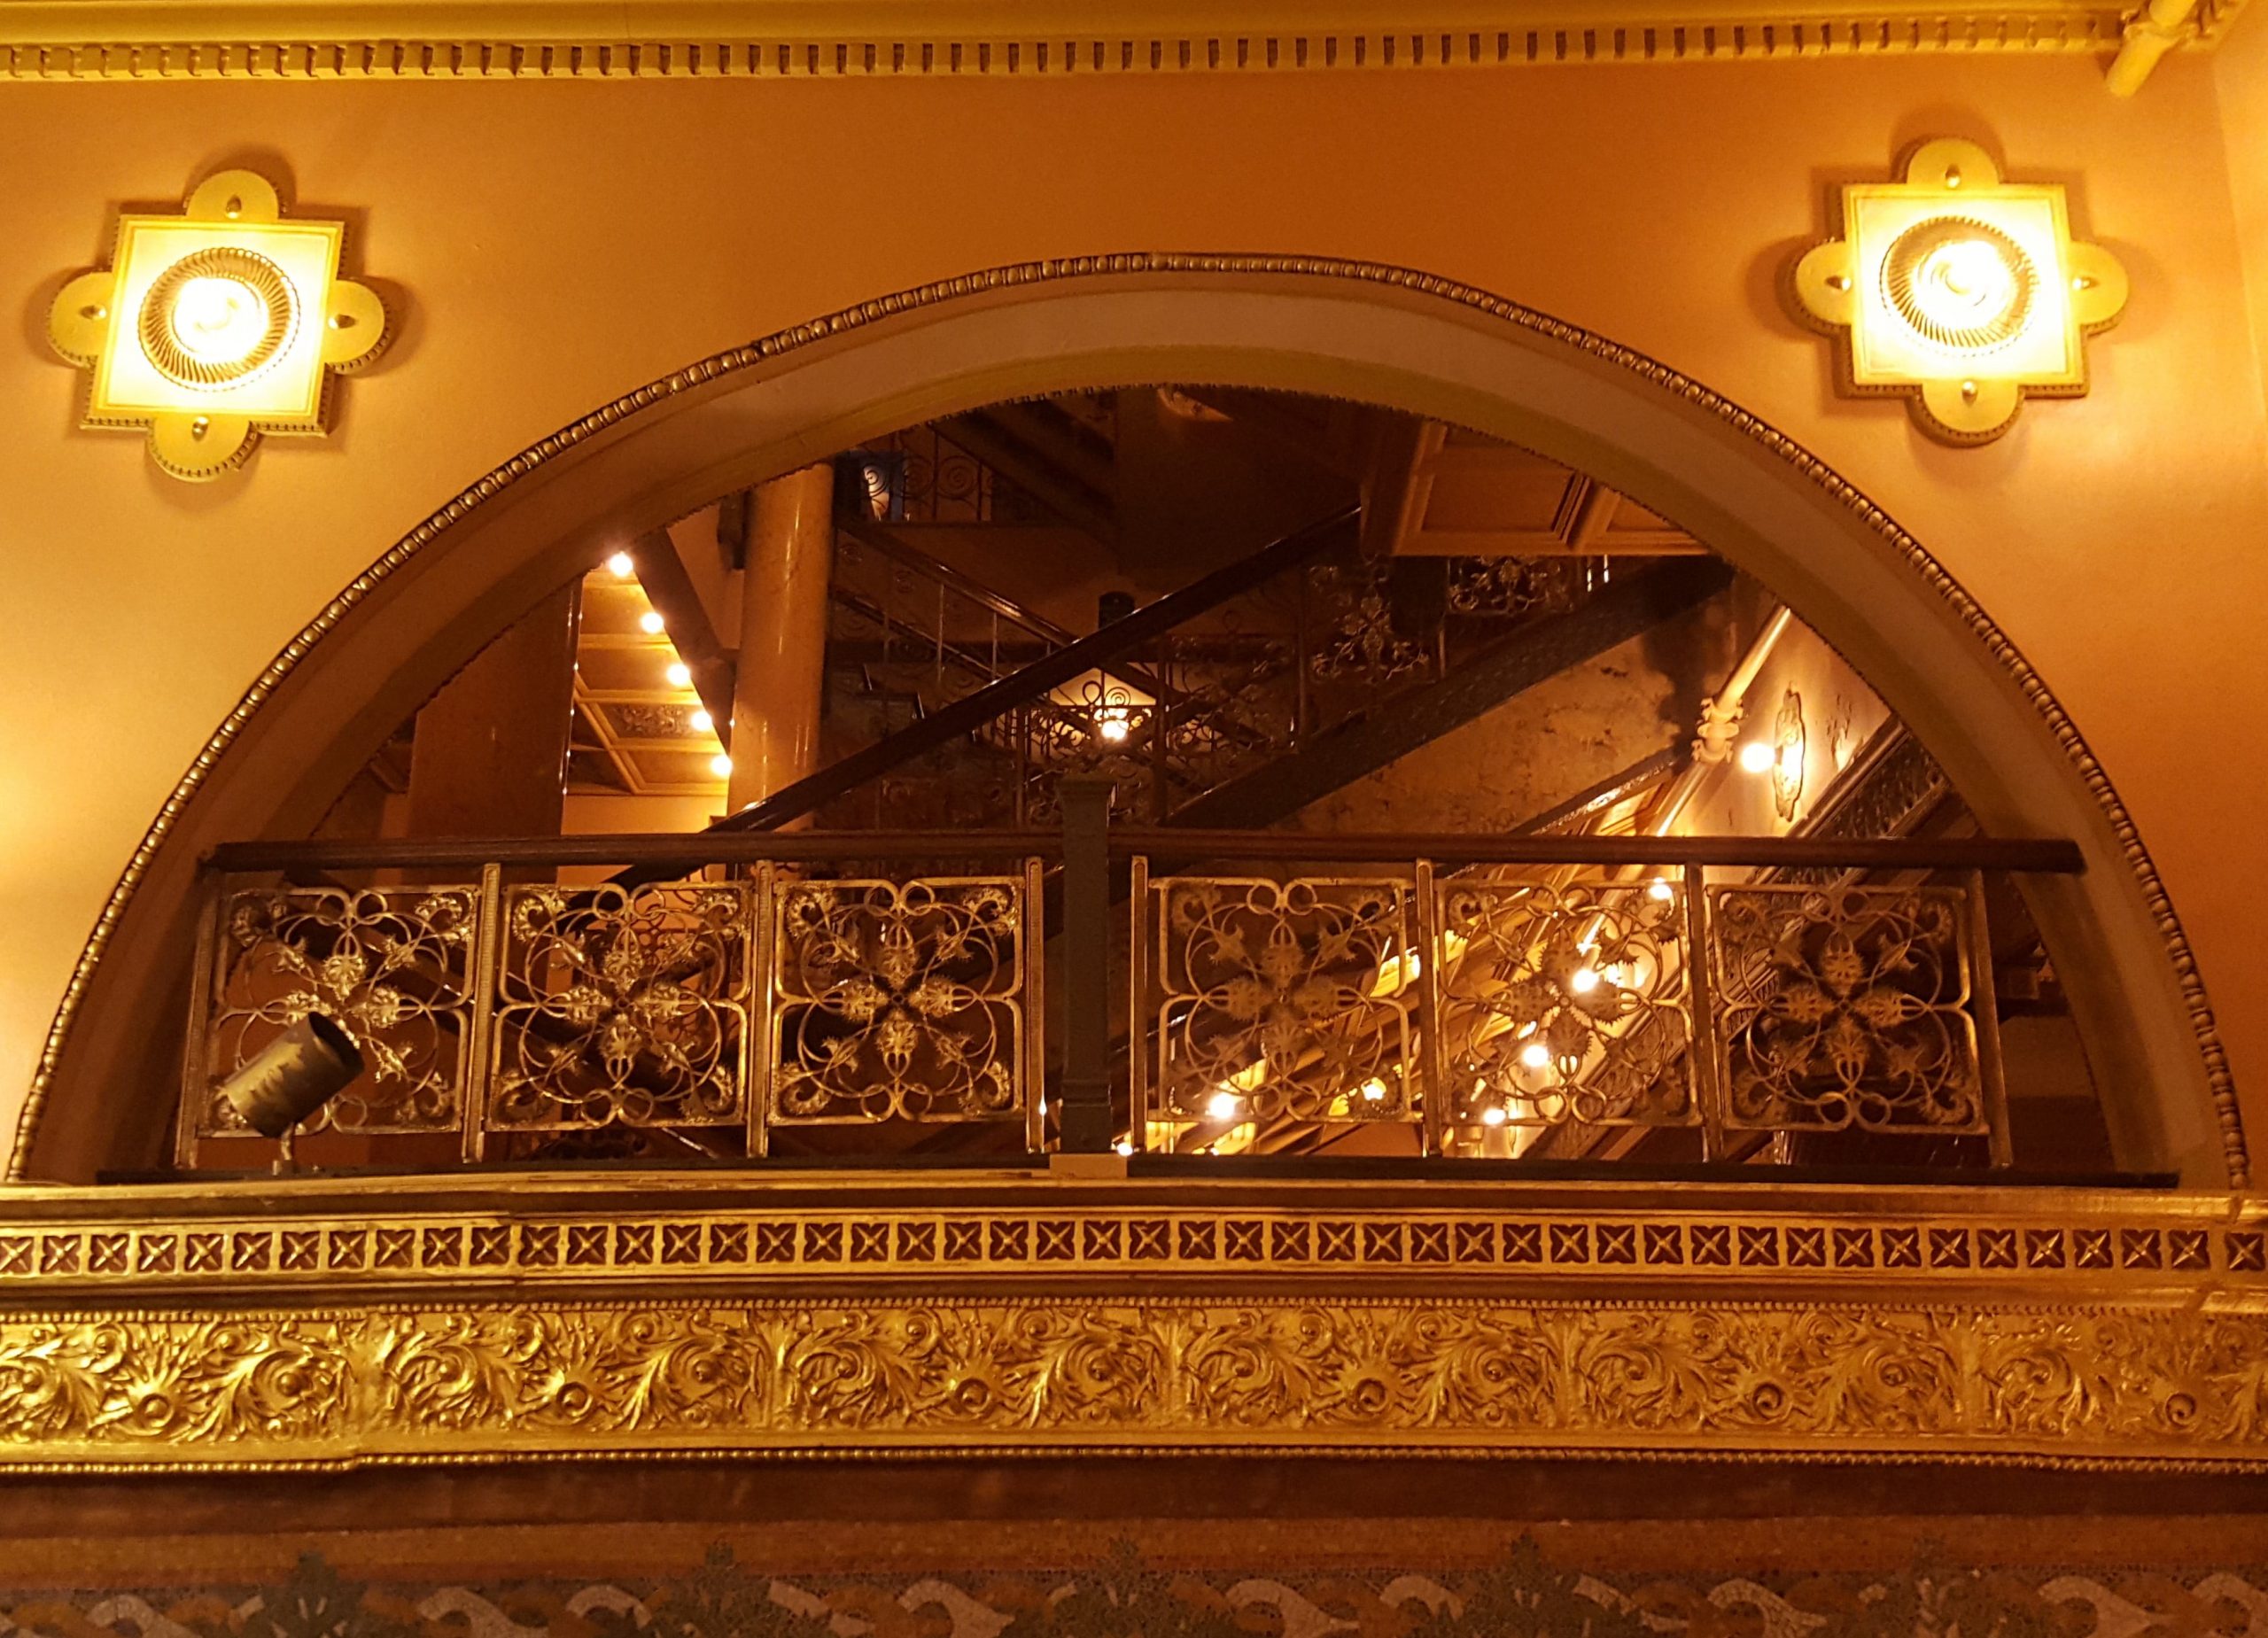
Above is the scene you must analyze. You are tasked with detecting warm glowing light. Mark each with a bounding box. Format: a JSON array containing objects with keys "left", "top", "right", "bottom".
[
  {"left": 639, "top": 610, "right": 665, "bottom": 635},
  {"left": 1647, "top": 879, "right": 1675, "bottom": 903},
  {"left": 607, "top": 551, "right": 634, "bottom": 578},
  {"left": 709, "top": 753, "right": 733, "bottom": 779},
  {"left": 1480, "top": 1106, "right": 1509, "bottom": 1128},
  {"left": 1520, "top": 1043, "right": 1551, "bottom": 1070},
  {"left": 1115, "top": 1140, "right": 1135, "bottom": 1157},
  {"left": 690, "top": 709, "right": 714, "bottom": 734},
  {"left": 1738, "top": 740, "right": 1776, "bottom": 774},
  {"left": 1207, "top": 1091, "right": 1244, "bottom": 1120},
  {"left": 169, "top": 276, "right": 269, "bottom": 366},
  {"left": 1569, "top": 968, "right": 1600, "bottom": 995},
  {"left": 1906, "top": 233, "right": 2024, "bottom": 344},
  {"left": 666, "top": 662, "right": 692, "bottom": 688},
  {"left": 1360, "top": 1077, "right": 1389, "bottom": 1103},
  {"left": 1096, "top": 707, "right": 1131, "bottom": 743}
]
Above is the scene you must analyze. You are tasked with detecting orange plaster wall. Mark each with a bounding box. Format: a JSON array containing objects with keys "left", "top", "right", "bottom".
[{"left": 1, "top": 55, "right": 2264, "bottom": 1168}]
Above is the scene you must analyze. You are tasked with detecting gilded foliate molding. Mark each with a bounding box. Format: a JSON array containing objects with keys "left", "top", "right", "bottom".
[
  {"left": 15, "top": 253, "right": 2241, "bottom": 1194},
  {"left": 2, "top": 1295, "right": 2265, "bottom": 1470}
]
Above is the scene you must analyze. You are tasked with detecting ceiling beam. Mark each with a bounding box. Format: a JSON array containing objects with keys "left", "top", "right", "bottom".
[
  {"left": 1358, "top": 414, "right": 1446, "bottom": 561},
  {"left": 628, "top": 530, "right": 737, "bottom": 750}
]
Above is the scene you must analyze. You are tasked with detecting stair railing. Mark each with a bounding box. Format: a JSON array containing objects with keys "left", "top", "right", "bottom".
[{"left": 710, "top": 504, "right": 1360, "bottom": 838}]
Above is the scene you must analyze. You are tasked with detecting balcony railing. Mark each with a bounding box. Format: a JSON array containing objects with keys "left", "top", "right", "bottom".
[{"left": 173, "top": 797, "right": 2081, "bottom": 1174}]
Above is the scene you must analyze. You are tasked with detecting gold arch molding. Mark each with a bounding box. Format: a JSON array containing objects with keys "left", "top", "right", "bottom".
[{"left": 10, "top": 253, "right": 2243, "bottom": 1187}]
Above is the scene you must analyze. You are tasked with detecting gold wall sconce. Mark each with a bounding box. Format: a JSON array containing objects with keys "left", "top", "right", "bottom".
[
  {"left": 48, "top": 168, "right": 389, "bottom": 481},
  {"left": 1794, "top": 139, "right": 2126, "bottom": 445}
]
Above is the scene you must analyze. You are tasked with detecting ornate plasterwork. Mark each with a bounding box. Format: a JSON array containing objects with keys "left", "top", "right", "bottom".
[
  {"left": 12, "top": 254, "right": 2243, "bottom": 1190},
  {"left": 1, "top": 1293, "right": 2265, "bottom": 1470},
  {"left": 0, "top": 1198, "right": 2249, "bottom": 1294},
  {"left": 45, "top": 168, "right": 390, "bottom": 479},
  {"left": 0, "top": 0, "right": 2251, "bottom": 83}
]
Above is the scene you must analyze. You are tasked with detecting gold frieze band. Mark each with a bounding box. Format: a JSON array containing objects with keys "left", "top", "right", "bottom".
[
  {"left": 1, "top": 1295, "right": 2263, "bottom": 1471},
  {"left": 0, "top": 1198, "right": 2255, "bottom": 1295}
]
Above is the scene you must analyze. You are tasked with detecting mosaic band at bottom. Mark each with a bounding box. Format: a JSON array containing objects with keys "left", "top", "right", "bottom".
[{"left": 0, "top": 1295, "right": 2263, "bottom": 1468}]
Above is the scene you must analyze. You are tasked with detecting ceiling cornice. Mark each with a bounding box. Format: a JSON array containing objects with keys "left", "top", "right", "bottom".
[{"left": 0, "top": 0, "right": 2234, "bottom": 83}]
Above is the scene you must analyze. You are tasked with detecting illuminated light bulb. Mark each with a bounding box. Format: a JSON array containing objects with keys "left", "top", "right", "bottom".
[
  {"left": 709, "top": 753, "right": 733, "bottom": 780},
  {"left": 1360, "top": 1077, "right": 1389, "bottom": 1103},
  {"left": 1738, "top": 741, "right": 1776, "bottom": 775},
  {"left": 1647, "top": 880, "right": 1675, "bottom": 903},
  {"left": 168, "top": 276, "right": 268, "bottom": 366},
  {"left": 1520, "top": 1043, "right": 1551, "bottom": 1070},
  {"left": 666, "top": 662, "right": 692, "bottom": 688},
  {"left": 1480, "top": 1106, "right": 1509, "bottom": 1128},
  {"left": 639, "top": 611, "right": 665, "bottom": 635},
  {"left": 1569, "top": 968, "right": 1600, "bottom": 995},
  {"left": 690, "top": 709, "right": 713, "bottom": 734},
  {"left": 1207, "top": 1091, "right": 1243, "bottom": 1120},
  {"left": 1115, "top": 1140, "right": 1135, "bottom": 1157},
  {"left": 606, "top": 551, "right": 634, "bottom": 578},
  {"left": 1096, "top": 708, "right": 1130, "bottom": 743}
]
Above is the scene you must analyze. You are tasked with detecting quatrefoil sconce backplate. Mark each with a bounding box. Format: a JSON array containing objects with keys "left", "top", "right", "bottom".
[
  {"left": 48, "top": 168, "right": 390, "bottom": 481},
  {"left": 1794, "top": 139, "right": 2127, "bottom": 445}
]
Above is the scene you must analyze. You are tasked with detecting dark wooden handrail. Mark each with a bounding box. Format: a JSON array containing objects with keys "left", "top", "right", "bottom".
[
  {"left": 712, "top": 502, "right": 1360, "bottom": 836},
  {"left": 209, "top": 831, "right": 1060, "bottom": 873},
  {"left": 1111, "top": 829, "right": 2085, "bottom": 873},
  {"left": 208, "top": 828, "right": 2081, "bottom": 875}
]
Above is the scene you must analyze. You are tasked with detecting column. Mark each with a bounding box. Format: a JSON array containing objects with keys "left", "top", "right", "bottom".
[
  {"left": 405, "top": 581, "right": 579, "bottom": 837},
  {"left": 727, "top": 463, "right": 835, "bottom": 813}
]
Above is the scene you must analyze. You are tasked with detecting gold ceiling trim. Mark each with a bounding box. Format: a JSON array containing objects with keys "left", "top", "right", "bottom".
[
  {"left": 11, "top": 253, "right": 2243, "bottom": 1189},
  {"left": 0, "top": 0, "right": 2241, "bottom": 82},
  {"left": 2, "top": 1293, "right": 2265, "bottom": 1471}
]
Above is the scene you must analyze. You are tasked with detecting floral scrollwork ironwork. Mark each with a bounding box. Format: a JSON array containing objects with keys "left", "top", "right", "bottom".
[
  {"left": 1710, "top": 885, "right": 1984, "bottom": 1133},
  {"left": 773, "top": 877, "right": 1027, "bottom": 1124},
  {"left": 204, "top": 887, "right": 478, "bottom": 1135},
  {"left": 1436, "top": 876, "right": 1693, "bottom": 1129},
  {"left": 1154, "top": 877, "right": 1419, "bottom": 1124},
  {"left": 491, "top": 885, "right": 750, "bottom": 1132},
  {"left": 1445, "top": 556, "right": 1586, "bottom": 620},
  {"left": 1306, "top": 564, "right": 1433, "bottom": 686}
]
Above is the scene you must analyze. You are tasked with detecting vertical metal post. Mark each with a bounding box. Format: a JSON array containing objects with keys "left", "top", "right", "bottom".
[
  {"left": 1128, "top": 852, "right": 1152, "bottom": 1153},
  {"left": 1680, "top": 862, "right": 1727, "bottom": 1164},
  {"left": 459, "top": 860, "right": 507, "bottom": 1165},
  {"left": 1967, "top": 869, "right": 2016, "bottom": 1168},
  {"left": 1012, "top": 705, "right": 1029, "bottom": 827},
  {"left": 1023, "top": 855, "right": 1049, "bottom": 1155},
  {"left": 752, "top": 862, "right": 780, "bottom": 1157},
  {"left": 1057, "top": 774, "right": 1116, "bottom": 1153},
  {"left": 1293, "top": 570, "right": 1313, "bottom": 744},
  {"left": 747, "top": 861, "right": 775, "bottom": 1159},
  {"left": 1413, "top": 859, "right": 1449, "bottom": 1158},
  {"left": 172, "top": 866, "right": 227, "bottom": 1172},
  {"left": 1148, "top": 695, "right": 1170, "bottom": 824}
]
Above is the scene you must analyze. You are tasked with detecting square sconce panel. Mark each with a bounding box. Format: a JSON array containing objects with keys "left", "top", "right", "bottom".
[
  {"left": 1795, "top": 139, "right": 2125, "bottom": 445},
  {"left": 49, "top": 169, "right": 390, "bottom": 481}
]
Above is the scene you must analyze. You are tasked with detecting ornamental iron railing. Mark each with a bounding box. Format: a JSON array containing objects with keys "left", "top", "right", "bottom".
[{"left": 174, "top": 812, "right": 2074, "bottom": 1173}]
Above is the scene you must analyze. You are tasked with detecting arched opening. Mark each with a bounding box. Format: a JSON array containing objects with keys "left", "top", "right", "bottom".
[{"left": 14, "top": 258, "right": 2238, "bottom": 1187}]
